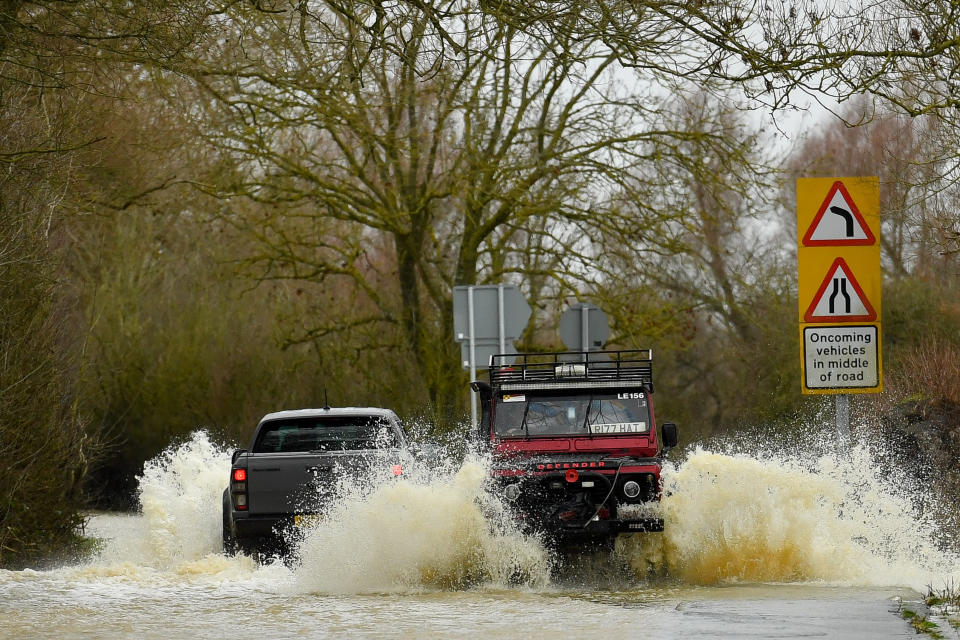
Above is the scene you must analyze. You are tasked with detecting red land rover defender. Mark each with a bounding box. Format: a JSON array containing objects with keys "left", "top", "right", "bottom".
[{"left": 471, "top": 350, "right": 678, "bottom": 543}]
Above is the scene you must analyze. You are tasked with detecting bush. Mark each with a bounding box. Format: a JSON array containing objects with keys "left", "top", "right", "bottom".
[
  {"left": 884, "top": 338, "right": 960, "bottom": 405},
  {"left": 0, "top": 210, "right": 91, "bottom": 568}
]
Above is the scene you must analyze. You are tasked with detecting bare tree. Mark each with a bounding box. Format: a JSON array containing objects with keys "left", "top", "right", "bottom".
[
  {"left": 785, "top": 98, "right": 960, "bottom": 282},
  {"left": 296, "top": 1, "right": 960, "bottom": 115},
  {"left": 171, "top": 0, "right": 740, "bottom": 417},
  {"left": 591, "top": 93, "right": 798, "bottom": 433}
]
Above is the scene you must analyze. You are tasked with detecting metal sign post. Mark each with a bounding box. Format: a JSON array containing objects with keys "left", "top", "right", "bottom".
[
  {"left": 453, "top": 284, "right": 532, "bottom": 429},
  {"left": 581, "top": 305, "right": 589, "bottom": 352},
  {"left": 467, "top": 286, "right": 477, "bottom": 429},
  {"left": 498, "top": 286, "right": 506, "bottom": 355},
  {"left": 836, "top": 394, "right": 850, "bottom": 449}
]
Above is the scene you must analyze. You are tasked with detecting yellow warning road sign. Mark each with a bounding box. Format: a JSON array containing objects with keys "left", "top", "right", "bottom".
[{"left": 797, "top": 177, "right": 882, "bottom": 394}]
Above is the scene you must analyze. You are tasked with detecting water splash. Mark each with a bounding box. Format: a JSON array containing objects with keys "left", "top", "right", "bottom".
[
  {"left": 292, "top": 457, "right": 552, "bottom": 594},
  {"left": 85, "top": 431, "right": 549, "bottom": 592},
  {"left": 73, "top": 428, "right": 960, "bottom": 594},
  {"left": 95, "top": 431, "right": 233, "bottom": 569},
  {"left": 632, "top": 445, "right": 960, "bottom": 591}
]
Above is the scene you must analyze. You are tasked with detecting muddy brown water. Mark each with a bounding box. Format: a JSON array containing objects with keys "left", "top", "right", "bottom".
[{"left": 0, "top": 433, "right": 955, "bottom": 639}]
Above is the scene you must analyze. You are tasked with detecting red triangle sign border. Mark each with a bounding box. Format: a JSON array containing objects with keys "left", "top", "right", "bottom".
[
  {"left": 804, "top": 256, "right": 877, "bottom": 323},
  {"left": 802, "top": 180, "right": 876, "bottom": 247}
]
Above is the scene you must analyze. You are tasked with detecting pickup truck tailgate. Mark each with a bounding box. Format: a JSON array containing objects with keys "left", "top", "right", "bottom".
[
  {"left": 247, "top": 453, "right": 346, "bottom": 515},
  {"left": 245, "top": 451, "right": 381, "bottom": 514}
]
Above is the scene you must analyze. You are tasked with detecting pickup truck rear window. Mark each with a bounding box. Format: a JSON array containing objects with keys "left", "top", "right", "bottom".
[
  {"left": 494, "top": 391, "right": 651, "bottom": 438},
  {"left": 253, "top": 416, "right": 399, "bottom": 452}
]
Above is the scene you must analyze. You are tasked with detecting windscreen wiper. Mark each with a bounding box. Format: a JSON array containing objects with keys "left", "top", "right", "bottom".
[
  {"left": 520, "top": 402, "right": 531, "bottom": 439},
  {"left": 581, "top": 396, "right": 594, "bottom": 433}
]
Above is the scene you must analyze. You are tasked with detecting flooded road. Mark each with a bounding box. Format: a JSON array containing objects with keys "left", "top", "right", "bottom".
[
  {"left": 0, "top": 564, "right": 919, "bottom": 639},
  {"left": 1, "top": 432, "right": 956, "bottom": 639}
]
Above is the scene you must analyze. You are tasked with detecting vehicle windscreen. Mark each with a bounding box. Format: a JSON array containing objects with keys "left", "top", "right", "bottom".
[
  {"left": 253, "top": 416, "right": 399, "bottom": 452},
  {"left": 494, "top": 391, "right": 651, "bottom": 438}
]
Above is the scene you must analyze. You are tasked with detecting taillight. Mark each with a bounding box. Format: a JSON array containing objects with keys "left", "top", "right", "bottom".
[
  {"left": 392, "top": 465, "right": 403, "bottom": 476},
  {"left": 565, "top": 469, "right": 579, "bottom": 483},
  {"left": 231, "top": 467, "right": 248, "bottom": 511}
]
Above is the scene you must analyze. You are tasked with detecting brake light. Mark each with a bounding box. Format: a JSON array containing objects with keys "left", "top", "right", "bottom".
[
  {"left": 565, "top": 469, "right": 579, "bottom": 483},
  {"left": 231, "top": 467, "right": 248, "bottom": 511}
]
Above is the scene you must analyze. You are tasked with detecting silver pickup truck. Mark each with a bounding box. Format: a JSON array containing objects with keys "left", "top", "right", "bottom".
[{"left": 222, "top": 407, "right": 409, "bottom": 557}]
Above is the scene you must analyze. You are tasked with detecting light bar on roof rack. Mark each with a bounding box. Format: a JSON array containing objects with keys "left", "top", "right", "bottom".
[
  {"left": 500, "top": 380, "right": 650, "bottom": 392},
  {"left": 555, "top": 363, "right": 586, "bottom": 378}
]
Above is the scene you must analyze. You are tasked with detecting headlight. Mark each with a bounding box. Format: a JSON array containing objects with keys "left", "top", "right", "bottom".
[
  {"left": 504, "top": 483, "right": 521, "bottom": 502},
  {"left": 622, "top": 480, "right": 641, "bottom": 498}
]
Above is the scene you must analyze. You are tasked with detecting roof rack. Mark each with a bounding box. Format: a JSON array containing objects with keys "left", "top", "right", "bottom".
[{"left": 488, "top": 350, "right": 653, "bottom": 390}]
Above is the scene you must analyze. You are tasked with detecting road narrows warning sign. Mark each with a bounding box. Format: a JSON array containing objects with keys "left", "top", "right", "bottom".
[
  {"left": 803, "top": 257, "right": 877, "bottom": 322},
  {"left": 802, "top": 180, "right": 876, "bottom": 246}
]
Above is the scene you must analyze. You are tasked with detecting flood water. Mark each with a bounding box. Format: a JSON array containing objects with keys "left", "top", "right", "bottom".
[{"left": 1, "top": 432, "right": 957, "bottom": 639}]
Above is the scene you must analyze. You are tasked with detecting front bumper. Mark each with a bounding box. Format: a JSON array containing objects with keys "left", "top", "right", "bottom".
[
  {"left": 494, "top": 465, "right": 665, "bottom": 538},
  {"left": 566, "top": 516, "right": 664, "bottom": 535}
]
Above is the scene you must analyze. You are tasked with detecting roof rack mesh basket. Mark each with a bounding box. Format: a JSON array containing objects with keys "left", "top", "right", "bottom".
[{"left": 488, "top": 350, "right": 652, "bottom": 388}]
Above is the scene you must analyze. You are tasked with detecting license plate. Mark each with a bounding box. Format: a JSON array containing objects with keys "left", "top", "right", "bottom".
[{"left": 294, "top": 514, "right": 319, "bottom": 527}]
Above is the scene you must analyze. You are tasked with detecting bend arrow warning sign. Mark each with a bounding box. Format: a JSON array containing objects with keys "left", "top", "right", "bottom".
[
  {"left": 804, "top": 257, "right": 876, "bottom": 322},
  {"left": 802, "top": 181, "right": 876, "bottom": 246}
]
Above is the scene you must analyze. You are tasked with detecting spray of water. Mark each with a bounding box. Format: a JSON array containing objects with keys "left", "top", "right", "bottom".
[
  {"left": 78, "top": 427, "right": 959, "bottom": 594},
  {"left": 94, "top": 432, "right": 234, "bottom": 569},
  {"left": 618, "top": 443, "right": 960, "bottom": 591},
  {"left": 292, "top": 455, "right": 551, "bottom": 593}
]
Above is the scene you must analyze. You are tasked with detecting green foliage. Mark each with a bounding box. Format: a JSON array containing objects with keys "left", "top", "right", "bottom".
[
  {"left": 0, "top": 208, "right": 90, "bottom": 567},
  {"left": 612, "top": 282, "right": 806, "bottom": 444},
  {"left": 883, "top": 277, "right": 960, "bottom": 350},
  {"left": 876, "top": 277, "right": 960, "bottom": 406},
  {"left": 901, "top": 608, "right": 945, "bottom": 639},
  {"left": 75, "top": 210, "right": 432, "bottom": 505},
  {"left": 917, "top": 583, "right": 960, "bottom": 638},
  {"left": 0, "top": 52, "right": 101, "bottom": 564}
]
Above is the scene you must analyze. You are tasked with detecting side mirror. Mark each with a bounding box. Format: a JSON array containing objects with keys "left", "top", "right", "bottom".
[
  {"left": 469, "top": 381, "right": 493, "bottom": 446},
  {"left": 470, "top": 380, "right": 491, "bottom": 394},
  {"left": 660, "top": 422, "right": 678, "bottom": 450},
  {"left": 231, "top": 449, "right": 247, "bottom": 464}
]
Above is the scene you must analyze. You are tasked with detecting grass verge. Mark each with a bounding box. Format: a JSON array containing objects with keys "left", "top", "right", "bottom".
[{"left": 901, "top": 582, "right": 960, "bottom": 639}]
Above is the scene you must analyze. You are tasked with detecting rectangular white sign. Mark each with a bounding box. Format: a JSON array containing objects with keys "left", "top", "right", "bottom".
[{"left": 803, "top": 325, "right": 879, "bottom": 389}]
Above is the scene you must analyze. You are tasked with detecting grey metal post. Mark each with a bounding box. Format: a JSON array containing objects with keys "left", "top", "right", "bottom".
[
  {"left": 836, "top": 394, "right": 850, "bottom": 449},
  {"left": 468, "top": 286, "right": 477, "bottom": 430},
  {"left": 498, "top": 285, "right": 506, "bottom": 355},
  {"left": 581, "top": 305, "right": 589, "bottom": 352}
]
